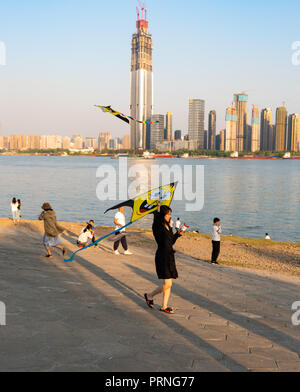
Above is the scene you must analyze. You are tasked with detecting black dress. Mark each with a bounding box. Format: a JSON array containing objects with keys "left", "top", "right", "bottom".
[{"left": 152, "top": 212, "right": 181, "bottom": 280}]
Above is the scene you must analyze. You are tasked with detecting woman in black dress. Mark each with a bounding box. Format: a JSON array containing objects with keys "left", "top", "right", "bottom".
[{"left": 144, "top": 201, "right": 183, "bottom": 314}]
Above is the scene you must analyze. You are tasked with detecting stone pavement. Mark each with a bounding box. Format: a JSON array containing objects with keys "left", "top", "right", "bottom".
[{"left": 0, "top": 221, "right": 299, "bottom": 372}]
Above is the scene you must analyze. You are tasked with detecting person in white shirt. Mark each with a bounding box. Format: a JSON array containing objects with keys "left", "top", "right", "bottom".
[
  {"left": 77, "top": 224, "right": 94, "bottom": 248},
  {"left": 175, "top": 218, "right": 181, "bottom": 232},
  {"left": 11, "top": 198, "right": 19, "bottom": 225},
  {"left": 113, "top": 207, "right": 132, "bottom": 255},
  {"left": 211, "top": 218, "right": 222, "bottom": 264},
  {"left": 265, "top": 233, "right": 271, "bottom": 240}
]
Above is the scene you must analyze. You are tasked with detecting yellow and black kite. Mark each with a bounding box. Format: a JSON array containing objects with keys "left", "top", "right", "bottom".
[
  {"left": 65, "top": 183, "right": 177, "bottom": 262},
  {"left": 95, "top": 105, "right": 160, "bottom": 125}
]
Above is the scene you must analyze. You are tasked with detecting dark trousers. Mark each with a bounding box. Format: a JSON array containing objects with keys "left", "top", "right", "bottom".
[
  {"left": 212, "top": 241, "right": 221, "bottom": 262},
  {"left": 114, "top": 234, "right": 128, "bottom": 251}
]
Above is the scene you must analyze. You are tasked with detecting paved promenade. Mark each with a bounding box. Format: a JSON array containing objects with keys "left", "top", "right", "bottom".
[{"left": 0, "top": 220, "right": 299, "bottom": 372}]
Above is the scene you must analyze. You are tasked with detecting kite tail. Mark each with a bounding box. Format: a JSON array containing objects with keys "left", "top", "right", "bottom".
[{"left": 64, "top": 222, "right": 133, "bottom": 263}]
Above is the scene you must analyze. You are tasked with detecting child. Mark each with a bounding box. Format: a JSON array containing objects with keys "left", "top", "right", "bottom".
[
  {"left": 17, "top": 199, "right": 22, "bottom": 220},
  {"left": 77, "top": 224, "right": 94, "bottom": 248},
  {"left": 211, "top": 218, "right": 222, "bottom": 265}
]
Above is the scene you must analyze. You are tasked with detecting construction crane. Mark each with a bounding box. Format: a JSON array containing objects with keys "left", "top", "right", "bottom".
[
  {"left": 136, "top": 7, "right": 140, "bottom": 21},
  {"left": 137, "top": 0, "right": 147, "bottom": 20}
]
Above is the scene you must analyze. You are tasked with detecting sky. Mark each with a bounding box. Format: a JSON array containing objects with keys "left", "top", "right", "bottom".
[{"left": 0, "top": 0, "right": 299, "bottom": 138}]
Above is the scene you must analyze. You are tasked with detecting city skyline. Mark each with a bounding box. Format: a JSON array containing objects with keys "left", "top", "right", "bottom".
[{"left": 0, "top": 1, "right": 299, "bottom": 137}]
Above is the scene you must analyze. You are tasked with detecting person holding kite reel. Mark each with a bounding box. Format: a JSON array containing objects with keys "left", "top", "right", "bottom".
[{"left": 144, "top": 200, "right": 184, "bottom": 315}]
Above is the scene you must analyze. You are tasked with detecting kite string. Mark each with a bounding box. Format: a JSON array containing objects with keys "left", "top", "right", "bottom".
[{"left": 64, "top": 222, "right": 133, "bottom": 263}]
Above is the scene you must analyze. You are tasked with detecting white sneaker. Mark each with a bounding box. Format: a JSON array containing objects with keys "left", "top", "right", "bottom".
[
  {"left": 114, "top": 250, "right": 120, "bottom": 255},
  {"left": 124, "top": 250, "right": 133, "bottom": 255}
]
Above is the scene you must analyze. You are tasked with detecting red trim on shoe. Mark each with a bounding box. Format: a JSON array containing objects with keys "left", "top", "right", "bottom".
[
  {"left": 144, "top": 294, "right": 154, "bottom": 309},
  {"left": 160, "top": 307, "right": 175, "bottom": 314}
]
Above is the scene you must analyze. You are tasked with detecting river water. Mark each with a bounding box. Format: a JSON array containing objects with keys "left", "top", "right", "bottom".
[{"left": 0, "top": 155, "right": 299, "bottom": 242}]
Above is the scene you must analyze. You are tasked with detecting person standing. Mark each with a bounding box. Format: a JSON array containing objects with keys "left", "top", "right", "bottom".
[
  {"left": 39, "top": 203, "right": 66, "bottom": 259},
  {"left": 144, "top": 201, "right": 183, "bottom": 314},
  {"left": 265, "top": 233, "right": 271, "bottom": 240},
  {"left": 11, "top": 198, "right": 19, "bottom": 225},
  {"left": 17, "top": 199, "right": 22, "bottom": 220},
  {"left": 175, "top": 218, "right": 181, "bottom": 233},
  {"left": 211, "top": 218, "right": 222, "bottom": 265},
  {"left": 113, "top": 207, "right": 132, "bottom": 255}
]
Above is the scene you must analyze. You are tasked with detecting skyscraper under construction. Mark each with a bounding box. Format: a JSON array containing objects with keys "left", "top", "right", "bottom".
[{"left": 130, "top": 3, "right": 153, "bottom": 150}]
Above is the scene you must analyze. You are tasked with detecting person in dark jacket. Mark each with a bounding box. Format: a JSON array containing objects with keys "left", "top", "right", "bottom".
[{"left": 144, "top": 201, "right": 183, "bottom": 314}]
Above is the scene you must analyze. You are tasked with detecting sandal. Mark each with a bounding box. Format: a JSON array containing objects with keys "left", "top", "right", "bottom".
[
  {"left": 45, "top": 255, "right": 53, "bottom": 259},
  {"left": 160, "top": 307, "right": 175, "bottom": 314},
  {"left": 144, "top": 294, "right": 154, "bottom": 309},
  {"left": 62, "top": 248, "right": 66, "bottom": 256}
]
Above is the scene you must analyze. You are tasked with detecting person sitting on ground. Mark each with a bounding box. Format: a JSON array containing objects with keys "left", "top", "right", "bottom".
[
  {"left": 77, "top": 224, "right": 94, "bottom": 248},
  {"left": 82, "top": 220, "right": 96, "bottom": 245},
  {"left": 39, "top": 203, "right": 66, "bottom": 259},
  {"left": 265, "top": 233, "right": 271, "bottom": 240}
]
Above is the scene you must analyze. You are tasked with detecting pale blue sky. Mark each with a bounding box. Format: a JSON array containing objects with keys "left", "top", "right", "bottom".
[{"left": 0, "top": 0, "right": 299, "bottom": 138}]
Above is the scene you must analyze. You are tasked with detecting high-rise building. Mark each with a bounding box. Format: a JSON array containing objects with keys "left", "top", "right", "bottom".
[
  {"left": 268, "top": 125, "right": 275, "bottom": 151},
  {"left": 220, "top": 130, "right": 226, "bottom": 151},
  {"left": 208, "top": 110, "right": 216, "bottom": 150},
  {"left": 204, "top": 130, "right": 208, "bottom": 150},
  {"left": 0, "top": 136, "right": 9, "bottom": 149},
  {"left": 234, "top": 92, "right": 249, "bottom": 152},
  {"left": 225, "top": 107, "right": 237, "bottom": 152},
  {"left": 130, "top": 6, "right": 153, "bottom": 150},
  {"left": 260, "top": 108, "right": 272, "bottom": 151},
  {"left": 150, "top": 114, "right": 164, "bottom": 150},
  {"left": 63, "top": 137, "right": 71, "bottom": 150},
  {"left": 27, "top": 135, "right": 41, "bottom": 150},
  {"left": 98, "top": 132, "right": 112, "bottom": 151},
  {"left": 188, "top": 99, "right": 205, "bottom": 149},
  {"left": 251, "top": 107, "right": 260, "bottom": 152},
  {"left": 9, "top": 135, "right": 27, "bottom": 150},
  {"left": 174, "top": 130, "right": 182, "bottom": 140},
  {"left": 85, "top": 137, "right": 97, "bottom": 149},
  {"left": 288, "top": 114, "right": 300, "bottom": 152},
  {"left": 122, "top": 135, "right": 130, "bottom": 150},
  {"left": 165, "top": 112, "right": 173, "bottom": 141},
  {"left": 275, "top": 106, "right": 288, "bottom": 151}
]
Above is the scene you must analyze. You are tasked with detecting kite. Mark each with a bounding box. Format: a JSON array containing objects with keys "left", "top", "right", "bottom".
[
  {"left": 64, "top": 183, "right": 177, "bottom": 262},
  {"left": 95, "top": 105, "right": 160, "bottom": 125}
]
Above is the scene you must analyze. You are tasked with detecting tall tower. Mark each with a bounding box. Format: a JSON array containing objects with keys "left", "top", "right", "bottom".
[
  {"left": 188, "top": 99, "right": 205, "bottom": 149},
  {"left": 287, "top": 114, "right": 300, "bottom": 152},
  {"left": 260, "top": 108, "right": 272, "bottom": 151},
  {"left": 208, "top": 110, "right": 216, "bottom": 150},
  {"left": 275, "top": 106, "right": 287, "bottom": 151},
  {"left": 234, "top": 92, "right": 249, "bottom": 152},
  {"left": 251, "top": 106, "right": 260, "bottom": 152},
  {"left": 225, "top": 106, "right": 237, "bottom": 152},
  {"left": 130, "top": 3, "right": 153, "bottom": 150},
  {"left": 165, "top": 112, "right": 173, "bottom": 141}
]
